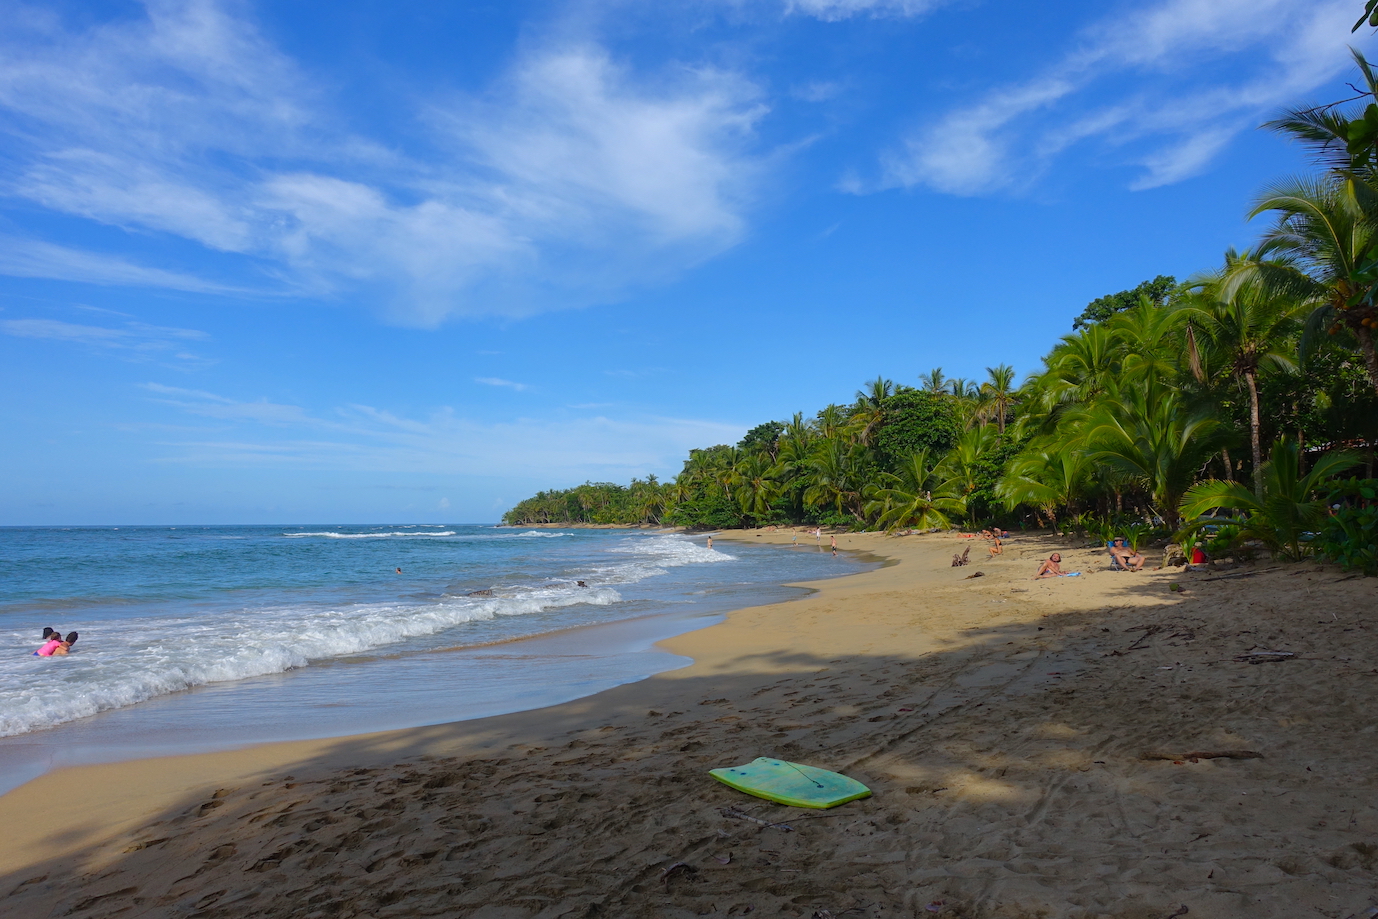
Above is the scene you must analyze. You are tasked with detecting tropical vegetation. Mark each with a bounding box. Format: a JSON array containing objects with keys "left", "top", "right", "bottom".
[{"left": 504, "top": 53, "right": 1378, "bottom": 574}]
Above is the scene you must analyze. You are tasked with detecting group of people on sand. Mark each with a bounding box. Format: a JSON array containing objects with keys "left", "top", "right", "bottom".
[
  {"left": 1034, "top": 536, "right": 1147, "bottom": 579},
  {"left": 33, "top": 627, "right": 79, "bottom": 656}
]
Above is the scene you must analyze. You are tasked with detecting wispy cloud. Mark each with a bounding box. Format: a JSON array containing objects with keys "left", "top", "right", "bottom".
[
  {"left": 0, "top": 3, "right": 770, "bottom": 323},
  {"left": 475, "top": 377, "right": 529, "bottom": 391},
  {"left": 0, "top": 238, "right": 245, "bottom": 294},
  {"left": 880, "top": 0, "right": 1362, "bottom": 194},
  {"left": 137, "top": 383, "right": 746, "bottom": 477},
  {"left": 2, "top": 317, "right": 210, "bottom": 364},
  {"left": 784, "top": 0, "right": 952, "bottom": 21}
]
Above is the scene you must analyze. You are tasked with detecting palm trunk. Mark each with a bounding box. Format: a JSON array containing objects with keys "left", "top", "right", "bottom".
[
  {"left": 1221, "top": 448, "right": 1233, "bottom": 482},
  {"left": 1358, "top": 324, "right": 1378, "bottom": 400},
  {"left": 1246, "top": 369, "right": 1263, "bottom": 498}
]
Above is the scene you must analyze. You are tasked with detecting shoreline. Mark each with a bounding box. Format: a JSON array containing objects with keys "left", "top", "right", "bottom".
[
  {"left": 0, "top": 534, "right": 871, "bottom": 797},
  {"left": 3, "top": 530, "right": 1376, "bottom": 918}
]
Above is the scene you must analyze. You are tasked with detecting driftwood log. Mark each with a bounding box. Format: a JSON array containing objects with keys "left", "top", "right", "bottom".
[{"left": 1141, "top": 750, "right": 1263, "bottom": 762}]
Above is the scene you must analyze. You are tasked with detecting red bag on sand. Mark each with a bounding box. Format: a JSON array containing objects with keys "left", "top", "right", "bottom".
[{"left": 1191, "top": 547, "right": 1207, "bottom": 565}]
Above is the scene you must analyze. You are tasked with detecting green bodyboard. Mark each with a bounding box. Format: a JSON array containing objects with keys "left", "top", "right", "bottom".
[{"left": 709, "top": 757, "right": 871, "bottom": 809}]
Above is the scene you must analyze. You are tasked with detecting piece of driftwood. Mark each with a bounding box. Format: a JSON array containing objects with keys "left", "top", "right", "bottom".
[
  {"left": 1142, "top": 750, "right": 1263, "bottom": 762},
  {"left": 964, "top": 570, "right": 985, "bottom": 579},
  {"left": 1234, "top": 650, "right": 1295, "bottom": 663}
]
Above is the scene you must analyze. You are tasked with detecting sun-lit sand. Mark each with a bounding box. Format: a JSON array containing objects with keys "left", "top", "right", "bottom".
[{"left": 1, "top": 529, "right": 1375, "bottom": 919}]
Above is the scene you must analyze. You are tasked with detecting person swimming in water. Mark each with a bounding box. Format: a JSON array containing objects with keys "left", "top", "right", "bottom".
[
  {"left": 33, "top": 635, "right": 63, "bottom": 656},
  {"left": 33, "top": 630, "right": 77, "bottom": 656}
]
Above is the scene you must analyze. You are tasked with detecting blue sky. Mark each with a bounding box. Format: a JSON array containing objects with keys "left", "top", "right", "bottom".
[{"left": 1, "top": 0, "right": 1370, "bottom": 524}]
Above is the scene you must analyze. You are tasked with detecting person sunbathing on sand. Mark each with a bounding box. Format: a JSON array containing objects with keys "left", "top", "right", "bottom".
[
  {"left": 1035, "top": 554, "right": 1064, "bottom": 578},
  {"left": 1110, "top": 538, "right": 1146, "bottom": 571}
]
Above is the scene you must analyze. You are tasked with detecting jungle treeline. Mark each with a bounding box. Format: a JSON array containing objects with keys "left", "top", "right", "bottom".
[{"left": 504, "top": 53, "right": 1378, "bottom": 575}]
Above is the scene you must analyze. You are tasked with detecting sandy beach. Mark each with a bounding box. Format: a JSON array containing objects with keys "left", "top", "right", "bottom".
[{"left": 2, "top": 529, "right": 1375, "bottom": 919}]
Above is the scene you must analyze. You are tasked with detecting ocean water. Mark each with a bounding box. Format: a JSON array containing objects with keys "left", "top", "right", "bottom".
[{"left": 0, "top": 525, "right": 866, "bottom": 788}]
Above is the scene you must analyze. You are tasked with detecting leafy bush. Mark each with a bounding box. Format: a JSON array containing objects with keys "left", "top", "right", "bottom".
[
  {"left": 874, "top": 391, "right": 960, "bottom": 471},
  {"left": 1312, "top": 479, "right": 1378, "bottom": 575},
  {"left": 665, "top": 492, "right": 743, "bottom": 529},
  {"left": 1179, "top": 441, "right": 1361, "bottom": 560}
]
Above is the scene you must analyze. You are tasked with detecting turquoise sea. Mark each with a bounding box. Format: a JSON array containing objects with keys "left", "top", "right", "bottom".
[{"left": 0, "top": 525, "right": 866, "bottom": 791}]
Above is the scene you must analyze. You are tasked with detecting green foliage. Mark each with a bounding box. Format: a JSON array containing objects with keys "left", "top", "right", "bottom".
[
  {"left": 664, "top": 491, "right": 743, "bottom": 529},
  {"left": 738, "top": 421, "right": 784, "bottom": 456},
  {"left": 873, "top": 390, "right": 960, "bottom": 470},
  {"left": 1180, "top": 441, "right": 1362, "bottom": 560},
  {"left": 1313, "top": 478, "right": 1378, "bottom": 575},
  {"left": 1071, "top": 275, "right": 1176, "bottom": 330},
  {"left": 862, "top": 450, "right": 966, "bottom": 532}
]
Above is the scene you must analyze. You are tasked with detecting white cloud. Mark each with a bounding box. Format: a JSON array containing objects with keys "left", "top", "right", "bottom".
[
  {"left": 0, "top": 4, "right": 770, "bottom": 323},
  {"left": 785, "top": 0, "right": 950, "bottom": 21},
  {"left": 882, "top": 0, "right": 1364, "bottom": 194},
  {"left": 475, "top": 377, "right": 529, "bottom": 391}
]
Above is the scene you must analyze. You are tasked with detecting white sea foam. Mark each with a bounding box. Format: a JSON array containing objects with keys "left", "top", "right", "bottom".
[
  {"left": 0, "top": 586, "right": 619, "bottom": 737},
  {"left": 608, "top": 534, "right": 734, "bottom": 565},
  {"left": 283, "top": 531, "right": 458, "bottom": 539}
]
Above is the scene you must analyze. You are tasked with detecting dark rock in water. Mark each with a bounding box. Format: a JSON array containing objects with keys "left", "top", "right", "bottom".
[{"left": 467, "top": 589, "right": 493, "bottom": 597}]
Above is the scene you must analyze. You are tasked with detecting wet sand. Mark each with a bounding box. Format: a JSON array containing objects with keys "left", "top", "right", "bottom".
[{"left": 1, "top": 529, "right": 1375, "bottom": 919}]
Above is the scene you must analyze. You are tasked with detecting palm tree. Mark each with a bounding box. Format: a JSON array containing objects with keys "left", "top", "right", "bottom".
[
  {"left": 849, "top": 376, "right": 895, "bottom": 446},
  {"left": 732, "top": 452, "right": 777, "bottom": 522},
  {"left": 815, "top": 404, "right": 848, "bottom": 441},
  {"left": 976, "top": 364, "right": 1019, "bottom": 437},
  {"left": 937, "top": 424, "right": 1000, "bottom": 522},
  {"left": 862, "top": 450, "right": 965, "bottom": 531},
  {"left": 1180, "top": 440, "right": 1360, "bottom": 560},
  {"left": 1105, "top": 297, "right": 1187, "bottom": 387},
  {"left": 1183, "top": 250, "right": 1302, "bottom": 495},
  {"left": 920, "top": 368, "right": 948, "bottom": 393},
  {"left": 996, "top": 442, "right": 1094, "bottom": 528},
  {"left": 1083, "top": 381, "right": 1231, "bottom": 529},
  {"left": 1243, "top": 175, "right": 1378, "bottom": 397},
  {"left": 948, "top": 377, "right": 979, "bottom": 399},
  {"left": 1263, "top": 48, "right": 1378, "bottom": 184},
  {"left": 803, "top": 438, "right": 864, "bottom": 519}
]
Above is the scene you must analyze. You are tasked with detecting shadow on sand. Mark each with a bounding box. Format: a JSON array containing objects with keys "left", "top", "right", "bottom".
[{"left": 2, "top": 563, "right": 1376, "bottom": 919}]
